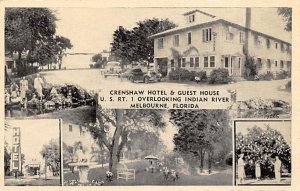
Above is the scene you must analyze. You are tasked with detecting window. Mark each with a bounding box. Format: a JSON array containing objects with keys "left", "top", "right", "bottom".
[
  {"left": 158, "top": 38, "right": 164, "bottom": 49},
  {"left": 188, "top": 32, "right": 192, "bottom": 45},
  {"left": 224, "top": 57, "right": 229, "bottom": 68},
  {"left": 238, "top": 57, "right": 241, "bottom": 68},
  {"left": 275, "top": 61, "right": 278, "bottom": 67},
  {"left": 287, "top": 45, "right": 290, "bottom": 52},
  {"left": 171, "top": 59, "right": 175, "bottom": 68},
  {"left": 226, "top": 32, "right": 234, "bottom": 41},
  {"left": 182, "top": 58, "right": 186, "bottom": 67},
  {"left": 202, "top": 28, "right": 212, "bottom": 42},
  {"left": 255, "top": 35, "right": 262, "bottom": 45},
  {"left": 266, "top": 39, "right": 271, "bottom": 48},
  {"left": 257, "top": 58, "right": 262, "bottom": 68},
  {"left": 195, "top": 57, "right": 200, "bottom": 67},
  {"left": 190, "top": 57, "right": 194, "bottom": 67},
  {"left": 281, "top": 43, "right": 284, "bottom": 52},
  {"left": 178, "top": 58, "right": 181, "bottom": 68},
  {"left": 280, "top": 60, "right": 284, "bottom": 68},
  {"left": 275, "top": 42, "right": 278, "bottom": 49},
  {"left": 204, "top": 57, "right": 209, "bottom": 67},
  {"left": 189, "top": 15, "right": 195, "bottom": 23},
  {"left": 210, "top": 56, "right": 215, "bottom": 67},
  {"left": 69, "top": 125, "right": 73, "bottom": 132},
  {"left": 174, "top": 35, "right": 179, "bottom": 46},
  {"left": 267, "top": 59, "right": 271, "bottom": 68},
  {"left": 240, "top": 32, "right": 245, "bottom": 43}
]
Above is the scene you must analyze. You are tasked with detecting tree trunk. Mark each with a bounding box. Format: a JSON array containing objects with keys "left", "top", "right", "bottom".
[
  {"left": 108, "top": 110, "right": 124, "bottom": 175},
  {"left": 16, "top": 51, "right": 22, "bottom": 76},
  {"left": 208, "top": 151, "right": 214, "bottom": 174},
  {"left": 199, "top": 149, "right": 205, "bottom": 173}
]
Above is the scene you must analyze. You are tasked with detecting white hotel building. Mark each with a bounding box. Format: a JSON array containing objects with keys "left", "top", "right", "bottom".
[{"left": 150, "top": 9, "right": 291, "bottom": 78}]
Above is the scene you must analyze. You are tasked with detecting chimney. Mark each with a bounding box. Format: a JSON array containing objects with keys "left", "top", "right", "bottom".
[
  {"left": 245, "top": 8, "right": 251, "bottom": 29},
  {"left": 244, "top": 8, "right": 251, "bottom": 55}
]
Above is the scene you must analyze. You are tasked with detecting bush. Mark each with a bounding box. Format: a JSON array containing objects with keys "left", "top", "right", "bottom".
[
  {"left": 209, "top": 68, "right": 231, "bottom": 84},
  {"left": 195, "top": 71, "right": 207, "bottom": 81},
  {"left": 259, "top": 71, "right": 273, "bottom": 81},
  {"left": 168, "top": 68, "right": 191, "bottom": 81},
  {"left": 189, "top": 71, "right": 196, "bottom": 81},
  {"left": 275, "top": 70, "right": 289, "bottom": 80}
]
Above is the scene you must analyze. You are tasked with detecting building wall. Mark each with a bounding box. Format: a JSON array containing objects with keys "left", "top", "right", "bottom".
[
  {"left": 63, "top": 123, "right": 100, "bottom": 156},
  {"left": 154, "top": 22, "right": 224, "bottom": 75},
  {"left": 153, "top": 20, "right": 291, "bottom": 77}
]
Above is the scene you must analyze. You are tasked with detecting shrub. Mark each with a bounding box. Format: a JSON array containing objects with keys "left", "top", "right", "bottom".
[
  {"left": 168, "top": 68, "right": 191, "bottom": 81},
  {"left": 275, "top": 70, "right": 289, "bottom": 80},
  {"left": 195, "top": 71, "right": 207, "bottom": 81},
  {"left": 209, "top": 68, "right": 231, "bottom": 84},
  {"left": 259, "top": 71, "right": 273, "bottom": 81},
  {"left": 189, "top": 71, "right": 196, "bottom": 81},
  {"left": 243, "top": 55, "right": 257, "bottom": 79}
]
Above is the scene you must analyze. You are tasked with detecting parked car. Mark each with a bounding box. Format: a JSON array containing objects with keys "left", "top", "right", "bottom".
[
  {"left": 103, "top": 61, "right": 122, "bottom": 78},
  {"left": 128, "top": 68, "right": 162, "bottom": 83}
]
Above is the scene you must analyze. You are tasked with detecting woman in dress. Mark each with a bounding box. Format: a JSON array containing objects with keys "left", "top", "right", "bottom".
[
  {"left": 19, "top": 76, "right": 28, "bottom": 99},
  {"left": 273, "top": 156, "right": 282, "bottom": 182},
  {"left": 34, "top": 74, "right": 44, "bottom": 98},
  {"left": 237, "top": 153, "right": 246, "bottom": 185}
]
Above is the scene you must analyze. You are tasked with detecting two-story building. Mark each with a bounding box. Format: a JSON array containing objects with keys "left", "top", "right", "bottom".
[{"left": 150, "top": 9, "right": 291, "bottom": 78}]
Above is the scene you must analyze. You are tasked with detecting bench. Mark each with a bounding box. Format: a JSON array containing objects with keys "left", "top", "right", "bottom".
[{"left": 116, "top": 164, "right": 135, "bottom": 181}]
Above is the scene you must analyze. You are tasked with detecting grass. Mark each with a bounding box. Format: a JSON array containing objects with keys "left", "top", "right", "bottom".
[
  {"left": 5, "top": 177, "right": 60, "bottom": 186},
  {"left": 64, "top": 160, "right": 232, "bottom": 186}
]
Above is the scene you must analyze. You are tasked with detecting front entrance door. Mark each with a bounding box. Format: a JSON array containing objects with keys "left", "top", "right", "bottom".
[
  {"left": 224, "top": 56, "right": 241, "bottom": 76},
  {"left": 157, "top": 58, "right": 168, "bottom": 77}
]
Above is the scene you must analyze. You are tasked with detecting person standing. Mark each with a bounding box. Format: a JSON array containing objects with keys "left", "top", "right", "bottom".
[
  {"left": 237, "top": 154, "right": 246, "bottom": 185},
  {"left": 34, "top": 74, "right": 44, "bottom": 98},
  {"left": 19, "top": 76, "right": 28, "bottom": 99},
  {"left": 255, "top": 161, "right": 261, "bottom": 180},
  {"left": 274, "top": 156, "right": 282, "bottom": 182}
]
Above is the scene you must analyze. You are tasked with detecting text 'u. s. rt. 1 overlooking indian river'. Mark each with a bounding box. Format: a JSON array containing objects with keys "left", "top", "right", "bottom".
[{"left": 97, "top": 89, "right": 233, "bottom": 109}]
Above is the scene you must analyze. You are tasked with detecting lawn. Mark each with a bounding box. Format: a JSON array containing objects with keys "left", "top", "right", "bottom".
[
  {"left": 5, "top": 177, "right": 60, "bottom": 186},
  {"left": 64, "top": 160, "right": 232, "bottom": 186}
]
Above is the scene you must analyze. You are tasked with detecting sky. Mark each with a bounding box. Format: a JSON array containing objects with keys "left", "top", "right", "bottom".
[
  {"left": 54, "top": 7, "right": 291, "bottom": 54},
  {"left": 235, "top": 120, "right": 291, "bottom": 146},
  {"left": 5, "top": 119, "right": 60, "bottom": 163}
]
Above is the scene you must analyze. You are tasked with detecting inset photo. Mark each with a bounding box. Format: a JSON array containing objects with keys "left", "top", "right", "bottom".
[
  {"left": 234, "top": 119, "right": 291, "bottom": 185},
  {"left": 4, "top": 119, "right": 61, "bottom": 186},
  {"left": 63, "top": 109, "right": 233, "bottom": 186}
]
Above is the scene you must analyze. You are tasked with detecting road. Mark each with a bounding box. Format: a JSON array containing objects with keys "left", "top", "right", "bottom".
[{"left": 41, "top": 69, "right": 291, "bottom": 103}]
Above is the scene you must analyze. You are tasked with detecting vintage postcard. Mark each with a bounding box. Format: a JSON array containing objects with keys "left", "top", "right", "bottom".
[{"left": 1, "top": 0, "right": 298, "bottom": 191}]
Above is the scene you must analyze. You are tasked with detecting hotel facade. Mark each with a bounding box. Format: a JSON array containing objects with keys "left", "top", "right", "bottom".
[{"left": 151, "top": 9, "right": 291, "bottom": 78}]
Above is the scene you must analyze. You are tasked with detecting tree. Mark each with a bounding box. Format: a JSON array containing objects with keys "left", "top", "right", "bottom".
[
  {"left": 91, "top": 53, "right": 105, "bottom": 68},
  {"left": 111, "top": 18, "right": 176, "bottom": 67},
  {"left": 236, "top": 125, "right": 291, "bottom": 178},
  {"left": 171, "top": 110, "right": 231, "bottom": 174},
  {"left": 4, "top": 142, "right": 11, "bottom": 175},
  {"left": 5, "top": 8, "right": 56, "bottom": 75},
  {"left": 278, "top": 8, "right": 292, "bottom": 32},
  {"left": 88, "top": 108, "right": 166, "bottom": 174},
  {"left": 54, "top": 36, "right": 73, "bottom": 69},
  {"left": 40, "top": 139, "right": 60, "bottom": 176},
  {"left": 5, "top": 8, "right": 72, "bottom": 75}
]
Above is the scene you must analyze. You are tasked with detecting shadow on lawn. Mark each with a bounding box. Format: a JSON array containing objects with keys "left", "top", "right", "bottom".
[{"left": 64, "top": 160, "right": 232, "bottom": 186}]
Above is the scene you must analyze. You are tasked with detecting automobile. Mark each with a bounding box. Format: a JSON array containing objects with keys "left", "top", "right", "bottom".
[
  {"left": 103, "top": 61, "right": 122, "bottom": 77},
  {"left": 128, "top": 68, "right": 162, "bottom": 83},
  {"left": 119, "top": 68, "right": 132, "bottom": 79}
]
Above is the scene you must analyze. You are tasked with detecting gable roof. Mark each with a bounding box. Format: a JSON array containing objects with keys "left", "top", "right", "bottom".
[
  {"left": 150, "top": 18, "right": 291, "bottom": 45},
  {"left": 183, "top": 9, "right": 216, "bottom": 18}
]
